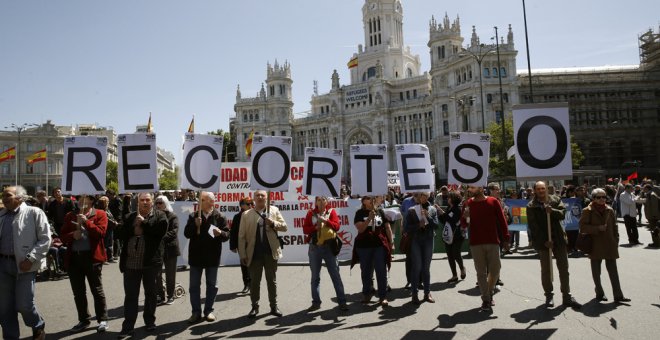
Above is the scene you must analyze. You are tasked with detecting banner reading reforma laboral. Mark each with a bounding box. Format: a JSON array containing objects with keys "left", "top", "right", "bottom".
[
  {"left": 62, "top": 136, "right": 108, "bottom": 195},
  {"left": 448, "top": 132, "right": 491, "bottom": 187},
  {"left": 250, "top": 135, "right": 293, "bottom": 192},
  {"left": 180, "top": 133, "right": 224, "bottom": 191},
  {"left": 350, "top": 144, "right": 389, "bottom": 196},
  {"left": 117, "top": 133, "right": 159, "bottom": 194},
  {"left": 303, "top": 147, "right": 343, "bottom": 197},
  {"left": 513, "top": 103, "right": 572, "bottom": 181},
  {"left": 395, "top": 144, "right": 434, "bottom": 193}
]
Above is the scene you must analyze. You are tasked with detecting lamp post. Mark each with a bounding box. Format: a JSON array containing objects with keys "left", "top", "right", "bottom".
[
  {"left": 494, "top": 26, "right": 507, "bottom": 160},
  {"left": 462, "top": 44, "right": 495, "bottom": 133},
  {"left": 4, "top": 123, "right": 38, "bottom": 186}
]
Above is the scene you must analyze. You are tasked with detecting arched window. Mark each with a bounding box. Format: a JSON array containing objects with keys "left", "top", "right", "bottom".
[
  {"left": 483, "top": 68, "right": 490, "bottom": 77},
  {"left": 407, "top": 68, "right": 413, "bottom": 78},
  {"left": 367, "top": 67, "right": 377, "bottom": 78},
  {"left": 249, "top": 114, "right": 253, "bottom": 122},
  {"left": 487, "top": 94, "right": 493, "bottom": 103},
  {"left": 492, "top": 68, "right": 498, "bottom": 77},
  {"left": 255, "top": 113, "right": 259, "bottom": 121},
  {"left": 243, "top": 114, "right": 247, "bottom": 122},
  {"left": 500, "top": 67, "right": 507, "bottom": 77}
]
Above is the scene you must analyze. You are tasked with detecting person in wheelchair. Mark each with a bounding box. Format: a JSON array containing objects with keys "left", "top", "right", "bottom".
[{"left": 47, "top": 229, "right": 67, "bottom": 276}]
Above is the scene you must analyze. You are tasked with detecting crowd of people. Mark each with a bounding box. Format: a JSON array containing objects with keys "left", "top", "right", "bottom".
[{"left": 0, "top": 178, "right": 658, "bottom": 339}]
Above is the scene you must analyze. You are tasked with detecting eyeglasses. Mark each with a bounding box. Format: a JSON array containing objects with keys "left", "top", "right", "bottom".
[{"left": 594, "top": 196, "right": 607, "bottom": 199}]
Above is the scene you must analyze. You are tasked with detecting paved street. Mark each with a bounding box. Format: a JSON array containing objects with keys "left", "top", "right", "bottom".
[{"left": 19, "top": 221, "right": 660, "bottom": 339}]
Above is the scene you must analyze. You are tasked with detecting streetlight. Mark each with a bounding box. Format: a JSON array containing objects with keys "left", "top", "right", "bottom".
[
  {"left": 494, "top": 26, "right": 507, "bottom": 161},
  {"left": 4, "top": 123, "right": 38, "bottom": 186},
  {"left": 460, "top": 44, "right": 495, "bottom": 133}
]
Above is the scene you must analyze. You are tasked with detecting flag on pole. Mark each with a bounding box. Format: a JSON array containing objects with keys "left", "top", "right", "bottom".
[
  {"left": 147, "top": 112, "right": 153, "bottom": 133},
  {"left": 245, "top": 129, "right": 254, "bottom": 157},
  {"left": 627, "top": 171, "right": 638, "bottom": 181},
  {"left": 26, "top": 149, "right": 47, "bottom": 164},
  {"left": 0, "top": 147, "right": 16, "bottom": 163},
  {"left": 347, "top": 56, "right": 358, "bottom": 69},
  {"left": 187, "top": 116, "right": 195, "bottom": 133}
]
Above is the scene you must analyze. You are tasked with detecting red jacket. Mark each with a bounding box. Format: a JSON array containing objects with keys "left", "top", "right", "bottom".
[
  {"left": 61, "top": 208, "right": 108, "bottom": 269},
  {"left": 303, "top": 207, "right": 340, "bottom": 235},
  {"left": 461, "top": 196, "right": 509, "bottom": 246}
]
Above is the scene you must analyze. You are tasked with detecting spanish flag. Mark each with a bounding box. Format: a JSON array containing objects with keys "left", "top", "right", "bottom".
[
  {"left": 347, "top": 56, "right": 358, "bottom": 69},
  {"left": 187, "top": 116, "right": 195, "bottom": 133},
  {"left": 0, "top": 147, "right": 16, "bottom": 163},
  {"left": 147, "top": 112, "right": 153, "bottom": 133},
  {"left": 245, "top": 129, "right": 254, "bottom": 157},
  {"left": 26, "top": 149, "right": 47, "bottom": 164}
]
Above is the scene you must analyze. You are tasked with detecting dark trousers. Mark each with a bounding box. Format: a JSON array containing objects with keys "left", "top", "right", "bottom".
[
  {"left": 445, "top": 239, "right": 465, "bottom": 277},
  {"left": 566, "top": 230, "right": 579, "bottom": 252},
  {"left": 249, "top": 255, "right": 278, "bottom": 309},
  {"left": 67, "top": 253, "right": 108, "bottom": 322},
  {"left": 538, "top": 242, "right": 571, "bottom": 299},
  {"left": 240, "top": 264, "right": 251, "bottom": 286},
  {"left": 157, "top": 255, "right": 178, "bottom": 299},
  {"left": 623, "top": 215, "right": 639, "bottom": 244},
  {"left": 112, "top": 229, "right": 122, "bottom": 259},
  {"left": 121, "top": 266, "right": 159, "bottom": 332},
  {"left": 590, "top": 259, "right": 624, "bottom": 299},
  {"left": 104, "top": 229, "right": 113, "bottom": 261}
]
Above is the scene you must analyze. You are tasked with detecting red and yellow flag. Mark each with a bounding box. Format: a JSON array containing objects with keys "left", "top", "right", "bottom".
[
  {"left": 0, "top": 147, "right": 16, "bottom": 163},
  {"left": 187, "top": 116, "right": 195, "bottom": 133},
  {"left": 26, "top": 149, "right": 47, "bottom": 164},
  {"left": 347, "top": 56, "right": 358, "bottom": 69},
  {"left": 245, "top": 129, "right": 254, "bottom": 157},
  {"left": 147, "top": 112, "right": 153, "bottom": 133}
]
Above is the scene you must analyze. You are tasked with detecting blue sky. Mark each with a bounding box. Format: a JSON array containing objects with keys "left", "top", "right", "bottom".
[{"left": 1, "top": 0, "right": 658, "bottom": 161}]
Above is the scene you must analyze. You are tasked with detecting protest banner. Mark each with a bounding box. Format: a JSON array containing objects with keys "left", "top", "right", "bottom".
[
  {"left": 303, "top": 147, "right": 343, "bottom": 197},
  {"left": 62, "top": 136, "right": 108, "bottom": 195},
  {"left": 448, "top": 132, "right": 490, "bottom": 187},
  {"left": 117, "top": 133, "right": 158, "bottom": 193},
  {"left": 350, "top": 144, "right": 389, "bottom": 196}
]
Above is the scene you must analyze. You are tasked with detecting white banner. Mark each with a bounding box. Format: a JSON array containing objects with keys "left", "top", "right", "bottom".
[
  {"left": 395, "top": 144, "right": 434, "bottom": 193},
  {"left": 344, "top": 87, "right": 369, "bottom": 104},
  {"left": 61, "top": 136, "right": 108, "bottom": 195},
  {"left": 117, "top": 133, "right": 159, "bottom": 194},
  {"left": 172, "top": 199, "right": 360, "bottom": 265},
  {"left": 180, "top": 133, "right": 224, "bottom": 191},
  {"left": 448, "top": 132, "right": 491, "bottom": 187},
  {"left": 303, "top": 147, "right": 343, "bottom": 197},
  {"left": 217, "top": 162, "right": 306, "bottom": 203},
  {"left": 387, "top": 171, "right": 400, "bottom": 188},
  {"left": 250, "top": 135, "right": 293, "bottom": 192},
  {"left": 513, "top": 103, "right": 572, "bottom": 180},
  {"left": 350, "top": 144, "right": 389, "bottom": 196}
]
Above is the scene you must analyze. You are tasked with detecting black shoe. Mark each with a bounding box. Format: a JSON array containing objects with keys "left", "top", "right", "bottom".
[
  {"left": 117, "top": 330, "right": 133, "bottom": 339},
  {"left": 596, "top": 294, "right": 608, "bottom": 302},
  {"left": 562, "top": 297, "right": 582, "bottom": 309},
  {"left": 270, "top": 307, "right": 283, "bottom": 317},
  {"left": 248, "top": 306, "right": 259, "bottom": 318},
  {"left": 496, "top": 279, "right": 504, "bottom": 286},
  {"left": 614, "top": 297, "right": 631, "bottom": 304},
  {"left": 33, "top": 327, "right": 46, "bottom": 340},
  {"left": 412, "top": 295, "right": 421, "bottom": 305},
  {"left": 447, "top": 277, "right": 459, "bottom": 283},
  {"left": 545, "top": 295, "right": 554, "bottom": 308},
  {"left": 71, "top": 321, "right": 91, "bottom": 333},
  {"left": 403, "top": 283, "right": 411, "bottom": 290},
  {"left": 145, "top": 324, "right": 156, "bottom": 332},
  {"left": 241, "top": 285, "right": 250, "bottom": 294}
]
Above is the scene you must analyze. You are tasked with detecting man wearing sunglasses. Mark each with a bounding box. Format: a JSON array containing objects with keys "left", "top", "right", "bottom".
[{"left": 527, "top": 181, "right": 581, "bottom": 309}]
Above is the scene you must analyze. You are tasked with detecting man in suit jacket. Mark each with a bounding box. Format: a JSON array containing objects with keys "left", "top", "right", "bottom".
[{"left": 238, "top": 190, "right": 287, "bottom": 318}]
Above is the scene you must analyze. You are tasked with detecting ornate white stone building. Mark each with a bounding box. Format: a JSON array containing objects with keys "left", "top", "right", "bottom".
[{"left": 232, "top": 0, "right": 519, "bottom": 183}]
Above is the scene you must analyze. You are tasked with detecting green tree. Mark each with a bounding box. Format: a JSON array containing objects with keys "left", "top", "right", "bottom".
[
  {"left": 486, "top": 118, "right": 585, "bottom": 178},
  {"left": 159, "top": 168, "right": 179, "bottom": 190},
  {"left": 208, "top": 129, "right": 236, "bottom": 162},
  {"left": 106, "top": 160, "right": 118, "bottom": 193}
]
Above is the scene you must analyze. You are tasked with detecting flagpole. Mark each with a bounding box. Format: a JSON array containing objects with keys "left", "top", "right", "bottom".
[
  {"left": 45, "top": 152, "right": 49, "bottom": 196},
  {"left": 15, "top": 144, "right": 18, "bottom": 186}
]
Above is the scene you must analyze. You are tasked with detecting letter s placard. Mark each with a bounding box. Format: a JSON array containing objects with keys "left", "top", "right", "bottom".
[{"left": 448, "top": 133, "right": 490, "bottom": 187}]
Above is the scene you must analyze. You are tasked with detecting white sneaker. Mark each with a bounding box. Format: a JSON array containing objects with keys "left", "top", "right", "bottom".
[{"left": 97, "top": 321, "right": 108, "bottom": 333}]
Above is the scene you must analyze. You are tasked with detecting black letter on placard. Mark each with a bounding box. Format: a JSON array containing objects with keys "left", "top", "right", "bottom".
[
  {"left": 305, "top": 157, "right": 339, "bottom": 197},
  {"left": 252, "top": 146, "right": 290, "bottom": 188},
  {"left": 65, "top": 147, "right": 103, "bottom": 192},
  {"left": 121, "top": 145, "right": 154, "bottom": 191},
  {"left": 185, "top": 145, "right": 219, "bottom": 189},
  {"left": 354, "top": 154, "right": 383, "bottom": 193},
  {"left": 517, "top": 115, "right": 568, "bottom": 169},
  {"left": 452, "top": 144, "right": 484, "bottom": 183},
  {"left": 401, "top": 153, "right": 431, "bottom": 191}
]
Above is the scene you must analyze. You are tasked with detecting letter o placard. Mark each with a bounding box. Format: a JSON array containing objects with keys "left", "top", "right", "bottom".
[{"left": 517, "top": 115, "right": 567, "bottom": 169}]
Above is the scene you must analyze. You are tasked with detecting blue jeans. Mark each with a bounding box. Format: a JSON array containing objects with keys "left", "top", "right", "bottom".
[
  {"left": 0, "top": 257, "right": 45, "bottom": 340},
  {"left": 356, "top": 246, "right": 387, "bottom": 299},
  {"left": 189, "top": 265, "right": 219, "bottom": 315},
  {"left": 410, "top": 234, "right": 434, "bottom": 295},
  {"left": 308, "top": 243, "right": 346, "bottom": 305}
]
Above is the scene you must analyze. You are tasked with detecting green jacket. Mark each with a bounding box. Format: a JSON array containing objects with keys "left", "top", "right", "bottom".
[{"left": 527, "top": 195, "right": 567, "bottom": 250}]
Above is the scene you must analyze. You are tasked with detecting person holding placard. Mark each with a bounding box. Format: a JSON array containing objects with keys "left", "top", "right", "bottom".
[
  {"left": 303, "top": 196, "right": 348, "bottom": 311},
  {"left": 527, "top": 182, "right": 581, "bottom": 309},
  {"left": 405, "top": 192, "right": 439, "bottom": 304},
  {"left": 579, "top": 188, "right": 631, "bottom": 304},
  {"left": 352, "top": 196, "right": 391, "bottom": 307},
  {"left": 154, "top": 195, "right": 181, "bottom": 306},
  {"left": 118, "top": 192, "right": 168, "bottom": 338},
  {"left": 438, "top": 191, "right": 466, "bottom": 284},
  {"left": 461, "top": 186, "right": 509, "bottom": 312},
  {"left": 238, "top": 190, "right": 288, "bottom": 318},
  {"left": 184, "top": 192, "right": 229, "bottom": 323}
]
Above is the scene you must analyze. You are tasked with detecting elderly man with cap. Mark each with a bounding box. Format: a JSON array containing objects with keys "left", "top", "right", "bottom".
[{"left": 0, "top": 186, "right": 50, "bottom": 340}]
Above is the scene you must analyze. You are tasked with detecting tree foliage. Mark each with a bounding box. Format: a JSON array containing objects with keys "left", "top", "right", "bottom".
[
  {"left": 106, "top": 160, "right": 118, "bottom": 193},
  {"left": 208, "top": 129, "right": 236, "bottom": 162},
  {"left": 159, "top": 168, "right": 179, "bottom": 190}
]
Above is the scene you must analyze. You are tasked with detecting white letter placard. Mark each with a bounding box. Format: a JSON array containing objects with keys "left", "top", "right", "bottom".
[
  {"left": 62, "top": 136, "right": 108, "bottom": 195},
  {"left": 350, "top": 144, "right": 389, "bottom": 196},
  {"left": 117, "top": 133, "right": 159, "bottom": 193},
  {"left": 250, "top": 135, "right": 292, "bottom": 192},
  {"left": 513, "top": 103, "right": 572, "bottom": 181},
  {"left": 395, "top": 144, "right": 434, "bottom": 193},
  {"left": 181, "top": 133, "right": 224, "bottom": 191},
  {"left": 303, "top": 147, "right": 342, "bottom": 197},
  {"left": 448, "top": 133, "right": 490, "bottom": 187}
]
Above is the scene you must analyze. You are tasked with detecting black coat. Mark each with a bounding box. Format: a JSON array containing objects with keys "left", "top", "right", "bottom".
[
  {"left": 229, "top": 210, "right": 244, "bottom": 251},
  {"left": 184, "top": 209, "right": 229, "bottom": 267},
  {"left": 162, "top": 210, "right": 181, "bottom": 258},
  {"left": 119, "top": 209, "right": 168, "bottom": 272}
]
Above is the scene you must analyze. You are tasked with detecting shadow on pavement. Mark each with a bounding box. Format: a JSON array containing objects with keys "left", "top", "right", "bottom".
[
  {"left": 581, "top": 298, "right": 619, "bottom": 317},
  {"left": 457, "top": 286, "right": 481, "bottom": 297},
  {"left": 478, "top": 328, "right": 557, "bottom": 340},
  {"left": 437, "top": 308, "right": 498, "bottom": 328},
  {"left": 401, "top": 330, "right": 457, "bottom": 339},
  {"left": 510, "top": 304, "right": 566, "bottom": 325}
]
